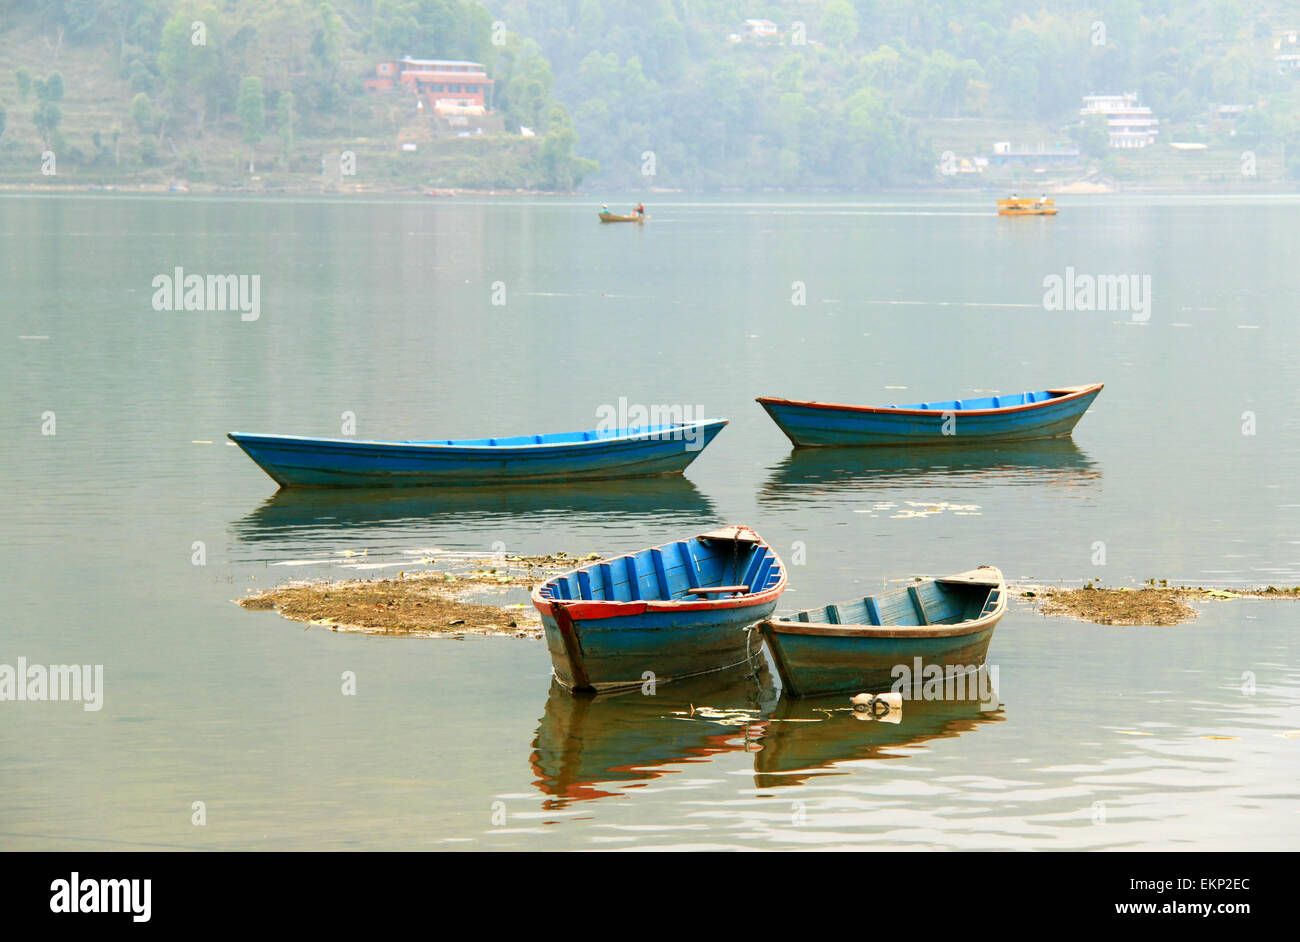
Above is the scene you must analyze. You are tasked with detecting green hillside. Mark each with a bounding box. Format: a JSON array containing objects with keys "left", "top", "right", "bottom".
[
  {"left": 0, "top": 0, "right": 1297, "bottom": 191},
  {"left": 0, "top": 0, "right": 595, "bottom": 191}
]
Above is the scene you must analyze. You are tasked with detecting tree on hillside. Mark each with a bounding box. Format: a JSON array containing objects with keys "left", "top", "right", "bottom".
[
  {"left": 158, "top": 5, "right": 224, "bottom": 135},
  {"left": 918, "top": 51, "right": 982, "bottom": 117},
  {"left": 495, "top": 37, "right": 555, "bottom": 132},
  {"left": 1214, "top": 0, "right": 1244, "bottom": 41},
  {"left": 15, "top": 68, "right": 32, "bottom": 100},
  {"left": 308, "top": 2, "right": 345, "bottom": 110},
  {"left": 1070, "top": 114, "right": 1110, "bottom": 159},
  {"left": 535, "top": 103, "right": 597, "bottom": 190},
  {"left": 822, "top": 1, "right": 859, "bottom": 50},
  {"left": 131, "top": 92, "right": 154, "bottom": 133},
  {"left": 101, "top": 0, "right": 165, "bottom": 67},
  {"left": 277, "top": 91, "right": 294, "bottom": 165},
  {"left": 860, "top": 46, "right": 903, "bottom": 92},
  {"left": 367, "top": 0, "right": 492, "bottom": 62},
  {"left": 31, "top": 74, "right": 65, "bottom": 150},
  {"left": 841, "top": 87, "right": 909, "bottom": 183},
  {"left": 237, "top": 76, "right": 265, "bottom": 173}
]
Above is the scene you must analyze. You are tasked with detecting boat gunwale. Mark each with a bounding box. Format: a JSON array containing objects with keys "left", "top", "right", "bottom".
[
  {"left": 760, "top": 570, "right": 1007, "bottom": 639},
  {"left": 755, "top": 383, "right": 1102, "bottom": 419},
  {"left": 228, "top": 418, "right": 728, "bottom": 452},
  {"left": 532, "top": 527, "right": 787, "bottom": 620}
]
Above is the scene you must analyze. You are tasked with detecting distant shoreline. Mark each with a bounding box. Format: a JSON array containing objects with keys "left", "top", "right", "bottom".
[{"left": 2, "top": 180, "right": 1297, "bottom": 199}]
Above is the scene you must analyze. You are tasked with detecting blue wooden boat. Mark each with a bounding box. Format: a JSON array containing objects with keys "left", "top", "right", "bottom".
[
  {"left": 228, "top": 419, "right": 727, "bottom": 488},
  {"left": 756, "top": 383, "right": 1102, "bottom": 447},
  {"left": 532, "top": 526, "right": 787, "bottom": 692},
  {"left": 759, "top": 567, "right": 1006, "bottom": 697}
]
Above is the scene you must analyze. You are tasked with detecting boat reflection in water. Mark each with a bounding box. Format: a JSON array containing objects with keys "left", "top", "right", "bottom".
[
  {"left": 752, "top": 669, "right": 1005, "bottom": 789},
  {"left": 530, "top": 665, "right": 778, "bottom": 808},
  {"left": 229, "top": 476, "right": 716, "bottom": 558},
  {"left": 530, "top": 662, "right": 1004, "bottom": 805},
  {"left": 759, "top": 437, "right": 1099, "bottom": 505}
]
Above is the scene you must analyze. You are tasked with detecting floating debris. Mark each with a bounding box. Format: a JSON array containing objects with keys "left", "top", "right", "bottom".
[
  {"left": 1029, "top": 587, "right": 1197, "bottom": 626},
  {"left": 670, "top": 706, "right": 761, "bottom": 727},
  {"left": 850, "top": 691, "right": 903, "bottom": 723},
  {"left": 1019, "top": 582, "right": 1300, "bottom": 626},
  {"left": 237, "top": 553, "right": 578, "bottom": 639},
  {"left": 888, "top": 500, "right": 981, "bottom": 519}
]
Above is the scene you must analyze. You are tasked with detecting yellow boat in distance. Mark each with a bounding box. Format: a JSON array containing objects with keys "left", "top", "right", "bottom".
[
  {"left": 598, "top": 210, "right": 645, "bottom": 223},
  {"left": 998, "top": 195, "right": 1058, "bottom": 216}
]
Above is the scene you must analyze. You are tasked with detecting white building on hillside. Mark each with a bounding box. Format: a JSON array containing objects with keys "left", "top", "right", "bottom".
[
  {"left": 740, "top": 19, "right": 779, "bottom": 42},
  {"left": 1080, "top": 93, "right": 1160, "bottom": 149}
]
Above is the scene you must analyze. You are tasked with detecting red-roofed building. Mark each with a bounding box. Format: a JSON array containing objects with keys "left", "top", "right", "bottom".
[{"left": 364, "top": 58, "right": 495, "bottom": 115}]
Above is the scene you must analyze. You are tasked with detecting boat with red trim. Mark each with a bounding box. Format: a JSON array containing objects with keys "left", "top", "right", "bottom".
[
  {"left": 532, "top": 526, "right": 787, "bottom": 692},
  {"left": 756, "top": 384, "right": 1103, "bottom": 447}
]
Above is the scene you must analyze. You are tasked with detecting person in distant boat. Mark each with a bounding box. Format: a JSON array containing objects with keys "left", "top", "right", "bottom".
[
  {"left": 1038, "top": 193, "right": 1048, "bottom": 204},
  {"left": 635, "top": 202, "right": 645, "bottom": 217},
  {"left": 601, "top": 203, "right": 609, "bottom": 213}
]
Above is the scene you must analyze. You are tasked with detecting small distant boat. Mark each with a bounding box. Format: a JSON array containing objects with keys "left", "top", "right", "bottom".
[
  {"left": 228, "top": 420, "right": 727, "bottom": 488},
  {"left": 756, "top": 383, "right": 1102, "bottom": 447},
  {"left": 998, "top": 196, "right": 1057, "bottom": 216},
  {"left": 533, "top": 526, "right": 787, "bottom": 692},
  {"left": 598, "top": 210, "right": 645, "bottom": 223},
  {"left": 760, "top": 567, "right": 1007, "bottom": 697}
]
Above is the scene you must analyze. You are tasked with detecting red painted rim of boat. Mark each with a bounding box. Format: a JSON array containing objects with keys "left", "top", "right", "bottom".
[
  {"left": 755, "top": 383, "right": 1103, "bottom": 418},
  {"left": 759, "top": 574, "right": 1007, "bottom": 639},
  {"left": 532, "top": 527, "right": 787, "bottom": 621}
]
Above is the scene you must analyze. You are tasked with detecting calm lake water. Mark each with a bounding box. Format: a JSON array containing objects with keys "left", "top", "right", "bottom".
[{"left": 2, "top": 192, "right": 1298, "bottom": 850}]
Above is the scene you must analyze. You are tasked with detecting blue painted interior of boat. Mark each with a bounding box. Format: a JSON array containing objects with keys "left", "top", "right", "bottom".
[
  {"left": 403, "top": 424, "right": 702, "bottom": 447},
  {"left": 538, "top": 539, "right": 782, "bottom": 603},
  {"left": 889, "top": 390, "right": 1058, "bottom": 411},
  {"left": 780, "top": 581, "right": 999, "bottom": 627}
]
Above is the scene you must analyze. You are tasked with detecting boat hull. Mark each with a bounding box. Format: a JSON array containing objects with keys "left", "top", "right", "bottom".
[
  {"left": 998, "top": 199, "right": 1057, "bottom": 216},
  {"left": 534, "top": 526, "right": 787, "bottom": 693},
  {"left": 761, "top": 619, "right": 999, "bottom": 696},
  {"left": 760, "top": 567, "right": 1006, "bottom": 697},
  {"left": 757, "top": 385, "right": 1101, "bottom": 447},
  {"left": 228, "top": 421, "right": 726, "bottom": 488},
  {"left": 541, "top": 603, "right": 775, "bottom": 692}
]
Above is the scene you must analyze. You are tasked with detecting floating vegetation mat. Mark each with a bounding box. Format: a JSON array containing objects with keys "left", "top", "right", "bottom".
[
  {"left": 854, "top": 500, "right": 982, "bottom": 519},
  {"left": 1018, "top": 584, "right": 1300, "bottom": 626},
  {"left": 238, "top": 552, "right": 594, "bottom": 639}
]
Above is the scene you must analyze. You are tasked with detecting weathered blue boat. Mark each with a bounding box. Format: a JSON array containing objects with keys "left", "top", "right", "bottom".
[
  {"left": 759, "top": 567, "right": 1006, "bottom": 697},
  {"left": 228, "top": 419, "right": 727, "bottom": 488},
  {"left": 756, "top": 384, "right": 1103, "bottom": 447},
  {"left": 532, "top": 526, "right": 787, "bottom": 692}
]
